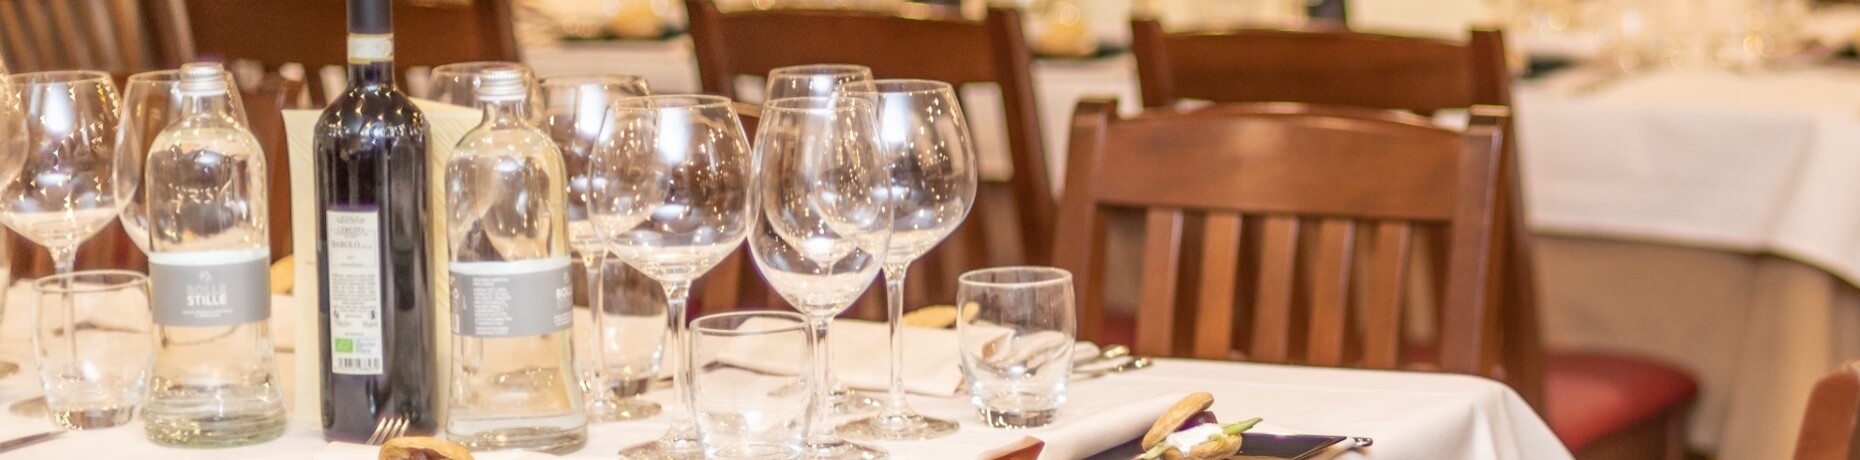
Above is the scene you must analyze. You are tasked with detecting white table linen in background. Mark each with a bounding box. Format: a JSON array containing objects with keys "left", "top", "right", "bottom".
[{"left": 0, "top": 290, "right": 1567, "bottom": 459}]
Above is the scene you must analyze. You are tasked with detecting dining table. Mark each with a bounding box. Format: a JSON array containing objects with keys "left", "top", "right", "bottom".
[{"left": 0, "top": 286, "right": 1569, "bottom": 459}]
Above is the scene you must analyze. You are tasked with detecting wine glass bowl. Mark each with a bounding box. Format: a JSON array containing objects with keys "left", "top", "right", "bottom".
[
  {"left": 114, "top": 69, "right": 247, "bottom": 254},
  {"left": 0, "top": 71, "right": 122, "bottom": 270},
  {"left": 764, "top": 64, "right": 874, "bottom": 101}
]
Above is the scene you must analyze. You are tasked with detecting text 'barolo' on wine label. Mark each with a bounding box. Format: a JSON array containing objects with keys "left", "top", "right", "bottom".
[
  {"left": 149, "top": 248, "right": 272, "bottom": 327},
  {"left": 327, "top": 208, "right": 384, "bottom": 375},
  {"left": 449, "top": 258, "right": 572, "bottom": 338}
]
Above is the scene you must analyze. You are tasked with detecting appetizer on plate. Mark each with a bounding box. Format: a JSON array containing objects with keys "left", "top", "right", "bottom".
[{"left": 1138, "top": 392, "right": 1261, "bottom": 460}]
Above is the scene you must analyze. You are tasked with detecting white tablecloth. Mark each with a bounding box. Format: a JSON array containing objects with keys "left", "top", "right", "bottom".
[{"left": 0, "top": 291, "right": 1566, "bottom": 459}]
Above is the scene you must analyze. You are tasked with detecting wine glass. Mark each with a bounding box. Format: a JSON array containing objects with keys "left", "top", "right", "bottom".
[
  {"left": 765, "top": 63, "right": 884, "bottom": 416},
  {"left": 0, "top": 71, "right": 122, "bottom": 276},
  {"left": 749, "top": 96, "right": 892, "bottom": 460},
  {"left": 426, "top": 61, "right": 537, "bottom": 110},
  {"left": 0, "top": 60, "right": 22, "bottom": 379},
  {"left": 764, "top": 64, "right": 872, "bottom": 102},
  {"left": 589, "top": 95, "right": 753, "bottom": 459},
  {"left": 539, "top": 74, "right": 652, "bottom": 422},
  {"left": 114, "top": 68, "right": 247, "bottom": 253},
  {"left": 839, "top": 79, "right": 976, "bottom": 441}
]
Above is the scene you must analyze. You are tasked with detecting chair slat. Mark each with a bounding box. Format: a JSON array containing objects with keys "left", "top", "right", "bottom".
[
  {"left": 1362, "top": 221, "right": 1411, "bottom": 369},
  {"left": 1135, "top": 208, "right": 1185, "bottom": 356},
  {"left": 1192, "top": 212, "right": 1243, "bottom": 359},
  {"left": 1305, "top": 218, "right": 1356, "bottom": 367},
  {"left": 46, "top": 0, "right": 96, "bottom": 69},
  {"left": 1249, "top": 216, "right": 1299, "bottom": 363}
]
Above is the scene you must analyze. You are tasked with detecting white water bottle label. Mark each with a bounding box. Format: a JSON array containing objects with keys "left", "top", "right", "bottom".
[
  {"left": 449, "top": 258, "right": 572, "bottom": 338},
  {"left": 327, "top": 208, "right": 384, "bottom": 375},
  {"left": 149, "top": 249, "right": 271, "bottom": 327}
]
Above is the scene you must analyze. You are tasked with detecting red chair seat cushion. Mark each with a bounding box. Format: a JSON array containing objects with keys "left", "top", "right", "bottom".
[{"left": 1545, "top": 351, "right": 1697, "bottom": 450}]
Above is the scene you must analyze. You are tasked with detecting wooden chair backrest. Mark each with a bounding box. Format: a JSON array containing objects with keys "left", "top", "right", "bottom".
[
  {"left": 1129, "top": 21, "right": 1544, "bottom": 408},
  {"left": 181, "top": 0, "right": 518, "bottom": 103},
  {"left": 1055, "top": 98, "right": 1505, "bottom": 377},
  {"left": 0, "top": 0, "right": 160, "bottom": 73},
  {"left": 1796, "top": 363, "right": 1860, "bottom": 460},
  {"left": 685, "top": 0, "right": 1051, "bottom": 313}
]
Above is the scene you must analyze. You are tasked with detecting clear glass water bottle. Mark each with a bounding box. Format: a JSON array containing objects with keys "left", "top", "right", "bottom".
[
  {"left": 443, "top": 68, "right": 588, "bottom": 454},
  {"left": 141, "top": 62, "right": 287, "bottom": 447}
]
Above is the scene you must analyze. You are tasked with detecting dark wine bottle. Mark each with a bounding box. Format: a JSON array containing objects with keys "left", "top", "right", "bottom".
[{"left": 313, "top": 0, "right": 435, "bottom": 443}]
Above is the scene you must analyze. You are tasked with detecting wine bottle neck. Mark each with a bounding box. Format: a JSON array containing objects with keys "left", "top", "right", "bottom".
[{"left": 347, "top": 32, "right": 396, "bottom": 89}]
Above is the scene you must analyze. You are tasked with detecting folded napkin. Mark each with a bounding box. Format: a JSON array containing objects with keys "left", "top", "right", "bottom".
[
  {"left": 716, "top": 318, "right": 1012, "bottom": 397},
  {"left": 979, "top": 392, "right": 1191, "bottom": 460}
]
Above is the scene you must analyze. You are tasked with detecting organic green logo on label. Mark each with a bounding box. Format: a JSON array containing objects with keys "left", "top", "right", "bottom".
[{"left": 335, "top": 338, "right": 354, "bottom": 353}]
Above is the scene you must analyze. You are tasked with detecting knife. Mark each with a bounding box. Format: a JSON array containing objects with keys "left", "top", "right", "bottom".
[{"left": 0, "top": 431, "right": 64, "bottom": 454}]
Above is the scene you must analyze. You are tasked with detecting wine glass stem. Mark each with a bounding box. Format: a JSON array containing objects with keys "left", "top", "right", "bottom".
[
  {"left": 662, "top": 281, "right": 696, "bottom": 432},
  {"left": 584, "top": 255, "right": 612, "bottom": 405},
  {"left": 808, "top": 314, "right": 836, "bottom": 444},
  {"left": 53, "top": 247, "right": 76, "bottom": 366},
  {"left": 881, "top": 264, "right": 911, "bottom": 417}
]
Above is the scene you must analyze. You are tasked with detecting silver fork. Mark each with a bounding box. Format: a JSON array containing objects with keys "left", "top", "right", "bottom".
[{"left": 364, "top": 415, "right": 409, "bottom": 445}]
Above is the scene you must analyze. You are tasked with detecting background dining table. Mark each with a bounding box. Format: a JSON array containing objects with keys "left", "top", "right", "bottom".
[{"left": 0, "top": 286, "right": 1569, "bottom": 459}]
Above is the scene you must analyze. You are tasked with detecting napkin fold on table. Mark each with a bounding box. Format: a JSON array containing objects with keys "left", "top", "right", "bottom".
[{"left": 978, "top": 392, "right": 1191, "bottom": 460}]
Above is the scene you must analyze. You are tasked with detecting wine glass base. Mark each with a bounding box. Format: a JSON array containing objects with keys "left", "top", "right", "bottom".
[
  {"left": 617, "top": 433, "right": 704, "bottom": 460},
  {"left": 838, "top": 412, "right": 960, "bottom": 441},
  {"left": 805, "top": 438, "right": 888, "bottom": 460},
  {"left": 9, "top": 396, "right": 46, "bottom": 418},
  {"left": 826, "top": 386, "right": 882, "bottom": 416},
  {"left": 0, "top": 361, "right": 16, "bottom": 379},
  {"left": 588, "top": 398, "right": 662, "bottom": 423}
]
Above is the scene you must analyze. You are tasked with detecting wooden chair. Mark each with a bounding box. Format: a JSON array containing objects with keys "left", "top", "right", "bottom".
[
  {"left": 1128, "top": 24, "right": 1698, "bottom": 459},
  {"left": 1056, "top": 97, "right": 1503, "bottom": 377},
  {"left": 1795, "top": 362, "right": 1860, "bottom": 460},
  {"left": 178, "top": 0, "right": 519, "bottom": 103},
  {"left": 685, "top": 0, "right": 1052, "bottom": 316},
  {"left": 0, "top": 0, "right": 160, "bottom": 73}
]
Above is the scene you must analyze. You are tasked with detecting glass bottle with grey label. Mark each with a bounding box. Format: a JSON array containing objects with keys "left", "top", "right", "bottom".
[
  {"left": 443, "top": 67, "right": 587, "bottom": 454},
  {"left": 140, "top": 62, "right": 286, "bottom": 447}
]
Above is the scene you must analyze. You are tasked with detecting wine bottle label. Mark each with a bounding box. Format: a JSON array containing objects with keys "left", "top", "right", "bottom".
[
  {"left": 449, "top": 258, "right": 573, "bottom": 338},
  {"left": 149, "top": 249, "right": 272, "bottom": 327},
  {"left": 347, "top": 33, "right": 393, "bottom": 64},
  {"left": 327, "top": 208, "right": 385, "bottom": 375}
]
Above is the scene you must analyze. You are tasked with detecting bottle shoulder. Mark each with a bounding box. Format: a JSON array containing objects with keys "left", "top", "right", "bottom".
[{"left": 315, "top": 88, "right": 430, "bottom": 137}]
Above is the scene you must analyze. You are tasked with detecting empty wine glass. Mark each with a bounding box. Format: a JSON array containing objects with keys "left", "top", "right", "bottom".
[
  {"left": 590, "top": 95, "right": 753, "bottom": 459},
  {"left": 0, "top": 59, "right": 21, "bottom": 379},
  {"left": 749, "top": 96, "right": 892, "bottom": 460},
  {"left": 0, "top": 71, "right": 122, "bottom": 276},
  {"left": 426, "top": 61, "right": 537, "bottom": 110},
  {"left": 114, "top": 68, "right": 247, "bottom": 253},
  {"left": 765, "top": 63, "right": 883, "bottom": 416},
  {"left": 540, "top": 74, "right": 652, "bottom": 422},
  {"left": 839, "top": 79, "right": 977, "bottom": 441},
  {"left": 764, "top": 64, "right": 873, "bottom": 102}
]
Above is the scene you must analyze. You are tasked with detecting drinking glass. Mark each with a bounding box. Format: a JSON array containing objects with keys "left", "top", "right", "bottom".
[
  {"left": 956, "top": 267, "right": 1076, "bottom": 429},
  {"left": 749, "top": 96, "right": 892, "bottom": 460},
  {"left": 0, "top": 71, "right": 122, "bottom": 276},
  {"left": 839, "top": 79, "right": 976, "bottom": 441},
  {"left": 590, "top": 95, "right": 754, "bottom": 459},
  {"left": 689, "top": 311, "right": 814, "bottom": 460},
  {"left": 427, "top": 61, "right": 537, "bottom": 108},
  {"left": 764, "top": 63, "right": 881, "bottom": 416},
  {"left": 32, "top": 270, "right": 153, "bottom": 430},
  {"left": 764, "top": 64, "right": 872, "bottom": 102},
  {"left": 541, "top": 73, "right": 652, "bottom": 422},
  {"left": 113, "top": 68, "right": 248, "bottom": 253},
  {"left": 575, "top": 254, "right": 667, "bottom": 421}
]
